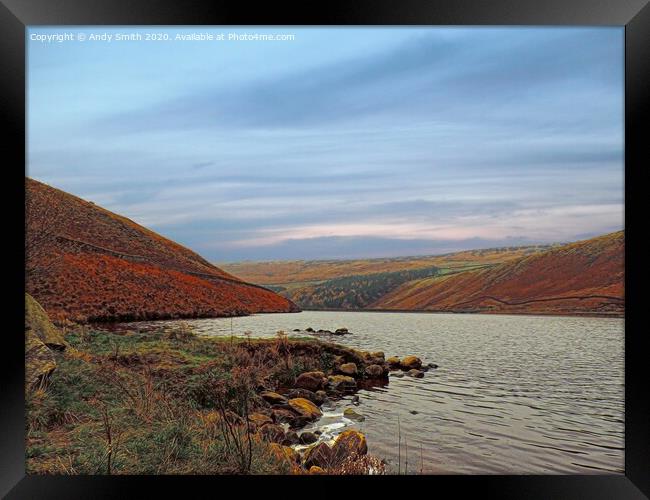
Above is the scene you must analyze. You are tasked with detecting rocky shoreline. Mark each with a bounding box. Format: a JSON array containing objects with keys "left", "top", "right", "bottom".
[
  {"left": 244, "top": 330, "right": 437, "bottom": 474},
  {"left": 27, "top": 300, "right": 436, "bottom": 475}
]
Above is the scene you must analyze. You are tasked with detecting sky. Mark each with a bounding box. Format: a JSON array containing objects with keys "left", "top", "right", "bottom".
[{"left": 27, "top": 27, "right": 624, "bottom": 262}]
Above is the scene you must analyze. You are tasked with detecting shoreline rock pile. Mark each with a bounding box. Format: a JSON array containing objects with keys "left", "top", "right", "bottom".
[{"left": 248, "top": 343, "right": 436, "bottom": 474}]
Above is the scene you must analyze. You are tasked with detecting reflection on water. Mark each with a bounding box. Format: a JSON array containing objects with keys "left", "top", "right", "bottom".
[{"left": 112, "top": 311, "right": 624, "bottom": 474}]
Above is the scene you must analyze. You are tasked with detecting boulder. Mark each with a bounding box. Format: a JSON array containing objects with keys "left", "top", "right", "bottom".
[
  {"left": 260, "top": 391, "right": 288, "bottom": 405},
  {"left": 400, "top": 356, "right": 422, "bottom": 370},
  {"left": 272, "top": 408, "right": 296, "bottom": 425},
  {"left": 391, "top": 371, "right": 404, "bottom": 378},
  {"left": 269, "top": 443, "right": 301, "bottom": 465},
  {"left": 288, "top": 398, "right": 322, "bottom": 420},
  {"left": 249, "top": 412, "right": 274, "bottom": 428},
  {"left": 25, "top": 333, "right": 56, "bottom": 391},
  {"left": 386, "top": 356, "right": 401, "bottom": 369},
  {"left": 295, "top": 371, "right": 327, "bottom": 391},
  {"left": 305, "top": 327, "right": 315, "bottom": 332},
  {"left": 285, "top": 388, "right": 320, "bottom": 405},
  {"left": 339, "top": 363, "right": 358, "bottom": 376},
  {"left": 314, "top": 390, "right": 329, "bottom": 406},
  {"left": 371, "top": 351, "right": 385, "bottom": 360},
  {"left": 25, "top": 294, "right": 67, "bottom": 350},
  {"left": 343, "top": 408, "right": 365, "bottom": 421},
  {"left": 260, "top": 423, "right": 286, "bottom": 443},
  {"left": 332, "top": 430, "right": 368, "bottom": 463},
  {"left": 292, "top": 329, "right": 301, "bottom": 332},
  {"left": 309, "top": 465, "right": 326, "bottom": 475},
  {"left": 428, "top": 363, "right": 438, "bottom": 369},
  {"left": 289, "top": 415, "right": 313, "bottom": 429},
  {"left": 299, "top": 431, "right": 318, "bottom": 445},
  {"left": 364, "top": 364, "right": 385, "bottom": 378},
  {"left": 328, "top": 375, "right": 357, "bottom": 392},
  {"left": 406, "top": 369, "right": 424, "bottom": 378},
  {"left": 282, "top": 430, "right": 300, "bottom": 446},
  {"left": 303, "top": 442, "right": 333, "bottom": 469},
  {"left": 333, "top": 328, "right": 349, "bottom": 335}
]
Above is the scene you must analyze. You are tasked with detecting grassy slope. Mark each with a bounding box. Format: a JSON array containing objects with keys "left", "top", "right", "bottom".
[
  {"left": 221, "top": 245, "right": 554, "bottom": 286},
  {"left": 26, "top": 178, "right": 298, "bottom": 322},
  {"left": 26, "top": 326, "right": 386, "bottom": 475},
  {"left": 373, "top": 231, "right": 624, "bottom": 316},
  {"left": 26, "top": 327, "right": 316, "bottom": 474}
]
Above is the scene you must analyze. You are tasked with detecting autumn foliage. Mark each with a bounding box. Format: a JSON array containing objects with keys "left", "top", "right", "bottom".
[
  {"left": 373, "top": 231, "right": 624, "bottom": 316},
  {"left": 25, "top": 178, "right": 299, "bottom": 323}
]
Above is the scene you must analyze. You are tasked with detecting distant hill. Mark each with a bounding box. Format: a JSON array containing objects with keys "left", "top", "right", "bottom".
[
  {"left": 286, "top": 266, "right": 442, "bottom": 309},
  {"left": 223, "top": 244, "right": 560, "bottom": 312},
  {"left": 26, "top": 178, "right": 299, "bottom": 323},
  {"left": 222, "top": 245, "right": 555, "bottom": 287},
  {"left": 372, "top": 231, "right": 624, "bottom": 316}
]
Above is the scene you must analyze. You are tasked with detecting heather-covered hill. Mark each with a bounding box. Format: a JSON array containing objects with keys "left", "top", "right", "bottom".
[
  {"left": 26, "top": 178, "right": 299, "bottom": 323},
  {"left": 222, "top": 245, "right": 554, "bottom": 287},
  {"left": 372, "top": 231, "right": 624, "bottom": 316}
]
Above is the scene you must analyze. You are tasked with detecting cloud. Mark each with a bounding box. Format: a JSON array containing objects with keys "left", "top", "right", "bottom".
[{"left": 27, "top": 27, "right": 624, "bottom": 261}]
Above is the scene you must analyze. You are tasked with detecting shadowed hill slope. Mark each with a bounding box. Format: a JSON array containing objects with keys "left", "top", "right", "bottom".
[
  {"left": 26, "top": 178, "right": 299, "bottom": 323},
  {"left": 372, "top": 231, "right": 624, "bottom": 316}
]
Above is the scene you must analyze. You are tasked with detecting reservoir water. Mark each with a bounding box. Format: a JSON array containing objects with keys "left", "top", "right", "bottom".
[{"left": 117, "top": 310, "right": 624, "bottom": 474}]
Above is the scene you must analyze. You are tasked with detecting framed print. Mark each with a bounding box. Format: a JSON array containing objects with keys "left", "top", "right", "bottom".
[{"left": 2, "top": 0, "right": 649, "bottom": 497}]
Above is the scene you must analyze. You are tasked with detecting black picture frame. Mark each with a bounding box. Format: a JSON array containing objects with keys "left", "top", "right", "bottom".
[{"left": 2, "top": 0, "right": 648, "bottom": 497}]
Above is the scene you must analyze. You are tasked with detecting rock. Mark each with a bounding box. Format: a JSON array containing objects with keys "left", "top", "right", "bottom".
[
  {"left": 309, "top": 465, "right": 326, "bottom": 474},
  {"left": 295, "top": 371, "right": 327, "bottom": 391},
  {"left": 351, "top": 395, "right": 360, "bottom": 404},
  {"left": 400, "top": 356, "right": 422, "bottom": 370},
  {"left": 339, "top": 363, "right": 358, "bottom": 376},
  {"left": 289, "top": 415, "right": 313, "bottom": 429},
  {"left": 25, "top": 333, "right": 56, "bottom": 391},
  {"left": 343, "top": 408, "right": 365, "bottom": 421},
  {"left": 299, "top": 431, "right": 318, "bottom": 445},
  {"left": 305, "top": 327, "right": 315, "bottom": 332},
  {"left": 386, "top": 356, "right": 401, "bottom": 369},
  {"left": 25, "top": 294, "right": 67, "bottom": 350},
  {"left": 249, "top": 412, "right": 274, "bottom": 428},
  {"left": 288, "top": 398, "right": 322, "bottom": 420},
  {"left": 407, "top": 369, "right": 424, "bottom": 378},
  {"left": 303, "top": 442, "right": 333, "bottom": 469},
  {"left": 292, "top": 329, "right": 301, "bottom": 332},
  {"left": 285, "top": 388, "right": 325, "bottom": 406},
  {"left": 364, "top": 364, "right": 385, "bottom": 378},
  {"left": 410, "top": 410, "right": 419, "bottom": 415},
  {"left": 272, "top": 408, "right": 297, "bottom": 425},
  {"left": 371, "top": 351, "right": 385, "bottom": 360},
  {"left": 282, "top": 430, "right": 300, "bottom": 446},
  {"left": 428, "top": 363, "right": 438, "bottom": 369},
  {"left": 333, "top": 328, "right": 349, "bottom": 335},
  {"left": 314, "top": 390, "right": 329, "bottom": 406},
  {"left": 260, "top": 391, "right": 288, "bottom": 405},
  {"left": 328, "top": 375, "right": 357, "bottom": 392},
  {"left": 269, "top": 443, "right": 301, "bottom": 465},
  {"left": 332, "top": 430, "right": 368, "bottom": 464},
  {"left": 391, "top": 371, "right": 404, "bottom": 378},
  {"left": 260, "top": 423, "right": 286, "bottom": 443}
]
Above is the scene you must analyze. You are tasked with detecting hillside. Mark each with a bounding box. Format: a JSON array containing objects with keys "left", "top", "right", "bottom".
[
  {"left": 223, "top": 245, "right": 556, "bottom": 311},
  {"left": 286, "top": 266, "right": 441, "bottom": 309},
  {"left": 25, "top": 178, "right": 299, "bottom": 323},
  {"left": 222, "top": 245, "right": 554, "bottom": 287},
  {"left": 372, "top": 231, "right": 624, "bottom": 316}
]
